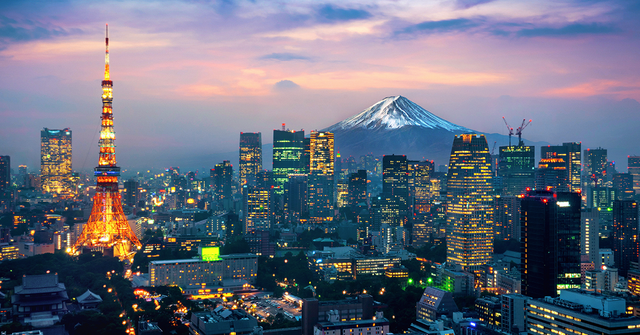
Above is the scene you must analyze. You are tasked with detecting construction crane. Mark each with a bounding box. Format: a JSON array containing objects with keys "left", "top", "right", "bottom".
[
  {"left": 516, "top": 119, "right": 532, "bottom": 146},
  {"left": 490, "top": 141, "right": 497, "bottom": 155},
  {"left": 502, "top": 117, "right": 514, "bottom": 147}
]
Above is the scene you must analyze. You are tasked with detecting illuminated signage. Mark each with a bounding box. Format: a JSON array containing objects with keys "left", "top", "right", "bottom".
[{"left": 201, "top": 246, "right": 221, "bottom": 261}]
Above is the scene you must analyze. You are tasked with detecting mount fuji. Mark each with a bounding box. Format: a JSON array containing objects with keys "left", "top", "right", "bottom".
[{"left": 323, "top": 95, "right": 543, "bottom": 165}]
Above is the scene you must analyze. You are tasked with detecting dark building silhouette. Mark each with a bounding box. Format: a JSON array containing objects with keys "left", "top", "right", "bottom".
[
  {"left": 123, "top": 179, "right": 139, "bottom": 208},
  {"left": 0, "top": 156, "right": 9, "bottom": 194},
  {"left": 381, "top": 155, "right": 408, "bottom": 226},
  {"left": 212, "top": 161, "right": 233, "bottom": 210},
  {"left": 239, "top": 132, "right": 262, "bottom": 187},
  {"left": 348, "top": 170, "right": 367, "bottom": 217},
  {"left": 612, "top": 199, "right": 639, "bottom": 276},
  {"left": 521, "top": 190, "right": 558, "bottom": 298},
  {"left": 536, "top": 155, "right": 569, "bottom": 192},
  {"left": 613, "top": 173, "right": 634, "bottom": 200},
  {"left": 494, "top": 195, "right": 521, "bottom": 241},
  {"left": 585, "top": 148, "right": 607, "bottom": 186},
  {"left": 286, "top": 174, "right": 308, "bottom": 222}
]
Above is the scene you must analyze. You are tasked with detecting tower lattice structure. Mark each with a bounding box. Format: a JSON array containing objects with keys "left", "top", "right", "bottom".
[{"left": 74, "top": 24, "right": 141, "bottom": 259}]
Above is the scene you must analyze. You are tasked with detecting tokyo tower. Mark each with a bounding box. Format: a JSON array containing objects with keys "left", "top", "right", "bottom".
[{"left": 73, "top": 24, "right": 142, "bottom": 259}]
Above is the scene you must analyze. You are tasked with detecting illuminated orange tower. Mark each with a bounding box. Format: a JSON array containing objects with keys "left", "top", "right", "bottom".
[{"left": 74, "top": 24, "right": 141, "bottom": 259}]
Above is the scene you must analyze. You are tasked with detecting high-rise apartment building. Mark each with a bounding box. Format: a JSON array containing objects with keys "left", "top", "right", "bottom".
[
  {"left": 272, "top": 127, "right": 305, "bottom": 194},
  {"left": 581, "top": 209, "right": 600, "bottom": 269},
  {"left": 446, "top": 134, "right": 494, "bottom": 271},
  {"left": 239, "top": 132, "right": 262, "bottom": 187},
  {"left": 498, "top": 145, "right": 535, "bottom": 196},
  {"left": 585, "top": 148, "right": 607, "bottom": 186},
  {"left": 40, "top": 128, "right": 73, "bottom": 198},
  {"left": 612, "top": 199, "right": 638, "bottom": 276},
  {"left": 563, "top": 142, "right": 581, "bottom": 192},
  {"left": 628, "top": 156, "right": 640, "bottom": 195}
]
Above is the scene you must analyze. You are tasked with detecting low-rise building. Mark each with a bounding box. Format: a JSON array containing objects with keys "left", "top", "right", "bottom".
[
  {"left": 526, "top": 289, "right": 640, "bottom": 335},
  {"left": 416, "top": 287, "right": 459, "bottom": 322},
  {"left": 313, "top": 311, "right": 389, "bottom": 335},
  {"left": 190, "top": 306, "right": 259, "bottom": 335}
]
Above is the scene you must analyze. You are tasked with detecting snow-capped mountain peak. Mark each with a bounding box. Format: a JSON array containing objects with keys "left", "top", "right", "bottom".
[{"left": 325, "top": 95, "right": 472, "bottom": 132}]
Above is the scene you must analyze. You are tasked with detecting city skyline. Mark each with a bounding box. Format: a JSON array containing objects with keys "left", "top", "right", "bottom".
[{"left": 2, "top": 0, "right": 640, "bottom": 171}]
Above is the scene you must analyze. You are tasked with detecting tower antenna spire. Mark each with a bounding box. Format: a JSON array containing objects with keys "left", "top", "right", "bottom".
[{"left": 104, "top": 23, "right": 110, "bottom": 81}]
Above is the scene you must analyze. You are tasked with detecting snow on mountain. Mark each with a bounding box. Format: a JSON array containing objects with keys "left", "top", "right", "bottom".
[{"left": 324, "top": 95, "right": 472, "bottom": 133}]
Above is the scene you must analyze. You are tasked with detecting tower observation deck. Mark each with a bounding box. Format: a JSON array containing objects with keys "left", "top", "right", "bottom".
[{"left": 73, "top": 25, "right": 142, "bottom": 260}]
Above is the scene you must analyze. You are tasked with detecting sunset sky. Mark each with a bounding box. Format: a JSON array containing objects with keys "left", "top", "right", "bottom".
[{"left": 1, "top": 0, "right": 640, "bottom": 172}]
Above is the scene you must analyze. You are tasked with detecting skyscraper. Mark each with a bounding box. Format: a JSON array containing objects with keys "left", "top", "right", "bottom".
[
  {"left": 212, "top": 161, "right": 233, "bottom": 210},
  {"left": 309, "top": 131, "right": 334, "bottom": 175},
  {"left": 410, "top": 160, "right": 434, "bottom": 214},
  {"left": 123, "top": 179, "right": 139, "bottom": 208},
  {"left": 536, "top": 156, "right": 569, "bottom": 192},
  {"left": 498, "top": 145, "right": 535, "bottom": 196},
  {"left": 0, "top": 156, "right": 9, "bottom": 194},
  {"left": 494, "top": 195, "right": 520, "bottom": 241},
  {"left": 239, "top": 132, "right": 262, "bottom": 187},
  {"left": 308, "top": 131, "right": 335, "bottom": 222},
  {"left": 612, "top": 199, "right": 638, "bottom": 276},
  {"left": 585, "top": 148, "right": 607, "bottom": 186},
  {"left": 628, "top": 156, "right": 640, "bottom": 196},
  {"left": 563, "top": 142, "right": 582, "bottom": 192},
  {"left": 74, "top": 25, "right": 141, "bottom": 259},
  {"left": 556, "top": 192, "right": 581, "bottom": 291},
  {"left": 521, "top": 190, "right": 558, "bottom": 298},
  {"left": 446, "top": 134, "right": 494, "bottom": 271},
  {"left": 40, "top": 128, "right": 73, "bottom": 198},
  {"left": 272, "top": 126, "right": 305, "bottom": 195},
  {"left": 244, "top": 188, "right": 271, "bottom": 232},
  {"left": 381, "top": 155, "right": 409, "bottom": 226},
  {"left": 613, "top": 173, "right": 634, "bottom": 199},
  {"left": 348, "top": 170, "right": 367, "bottom": 216}
]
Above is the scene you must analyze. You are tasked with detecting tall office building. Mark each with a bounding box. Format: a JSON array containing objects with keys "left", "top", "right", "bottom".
[
  {"left": 309, "top": 131, "right": 334, "bottom": 175},
  {"left": 348, "top": 170, "right": 367, "bottom": 215},
  {"left": 498, "top": 145, "right": 535, "bottom": 196},
  {"left": 536, "top": 155, "right": 570, "bottom": 192},
  {"left": 286, "top": 174, "right": 308, "bottom": 221},
  {"left": 40, "top": 128, "right": 74, "bottom": 198},
  {"left": 0, "top": 156, "right": 9, "bottom": 194},
  {"left": 556, "top": 192, "right": 581, "bottom": 291},
  {"left": 563, "top": 142, "right": 582, "bottom": 192},
  {"left": 612, "top": 199, "right": 638, "bottom": 276},
  {"left": 541, "top": 143, "right": 581, "bottom": 192},
  {"left": 123, "top": 179, "right": 139, "bottom": 208},
  {"left": 244, "top": 188, "right": 271, "bottom": 232},
  {"left": 581, "top": 209, "right": 600, "bottom": 269},
  {"left": 212, "top": 161, "right": 233, "bottom": 210},
  {"left": 307, "top": 131, "right": 335, "bottom": 222},
  {"left": 239, "top": 132, "right": 262, "bottom": 187},
  {"left": 585, "top": 148, "right": 607, "bottom": 186},
  {"left": 410, "top": 160, "right": 434, "bottom": 214},
  {"left": 521, "top": 190, "right": 558, "bottom": 298},
  {"left": 381, "top": 155, "right": 409, "bottom": 226},
  {"left": 613, "top": 173, "right": 634, "bottom": 199},
  {"left": 446, "top": 134, "right": 494, "bottom": 271},
  {"left": 521, "top": 189, "right": 581, "bottom": 297},
  {"left": 494, "top": 195, "right": 520, "bottom": 241},
  {"left": 628, "top": 156, "right": 640, "bottom": 195},
  {"left": 273, "top": 127, "right": 305, "bottom": 195},
  {"left": 308, "top": 173, "right": 333, "bottom": 222}
]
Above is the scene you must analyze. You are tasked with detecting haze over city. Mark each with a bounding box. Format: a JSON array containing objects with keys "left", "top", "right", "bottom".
[{"left": 2, "top": 0, "right": 640, "bottom": 171}]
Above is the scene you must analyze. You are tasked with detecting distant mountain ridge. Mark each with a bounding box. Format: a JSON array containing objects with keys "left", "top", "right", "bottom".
[{"left": 323, "top": 95, "right": 545, "bottom": 165}]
